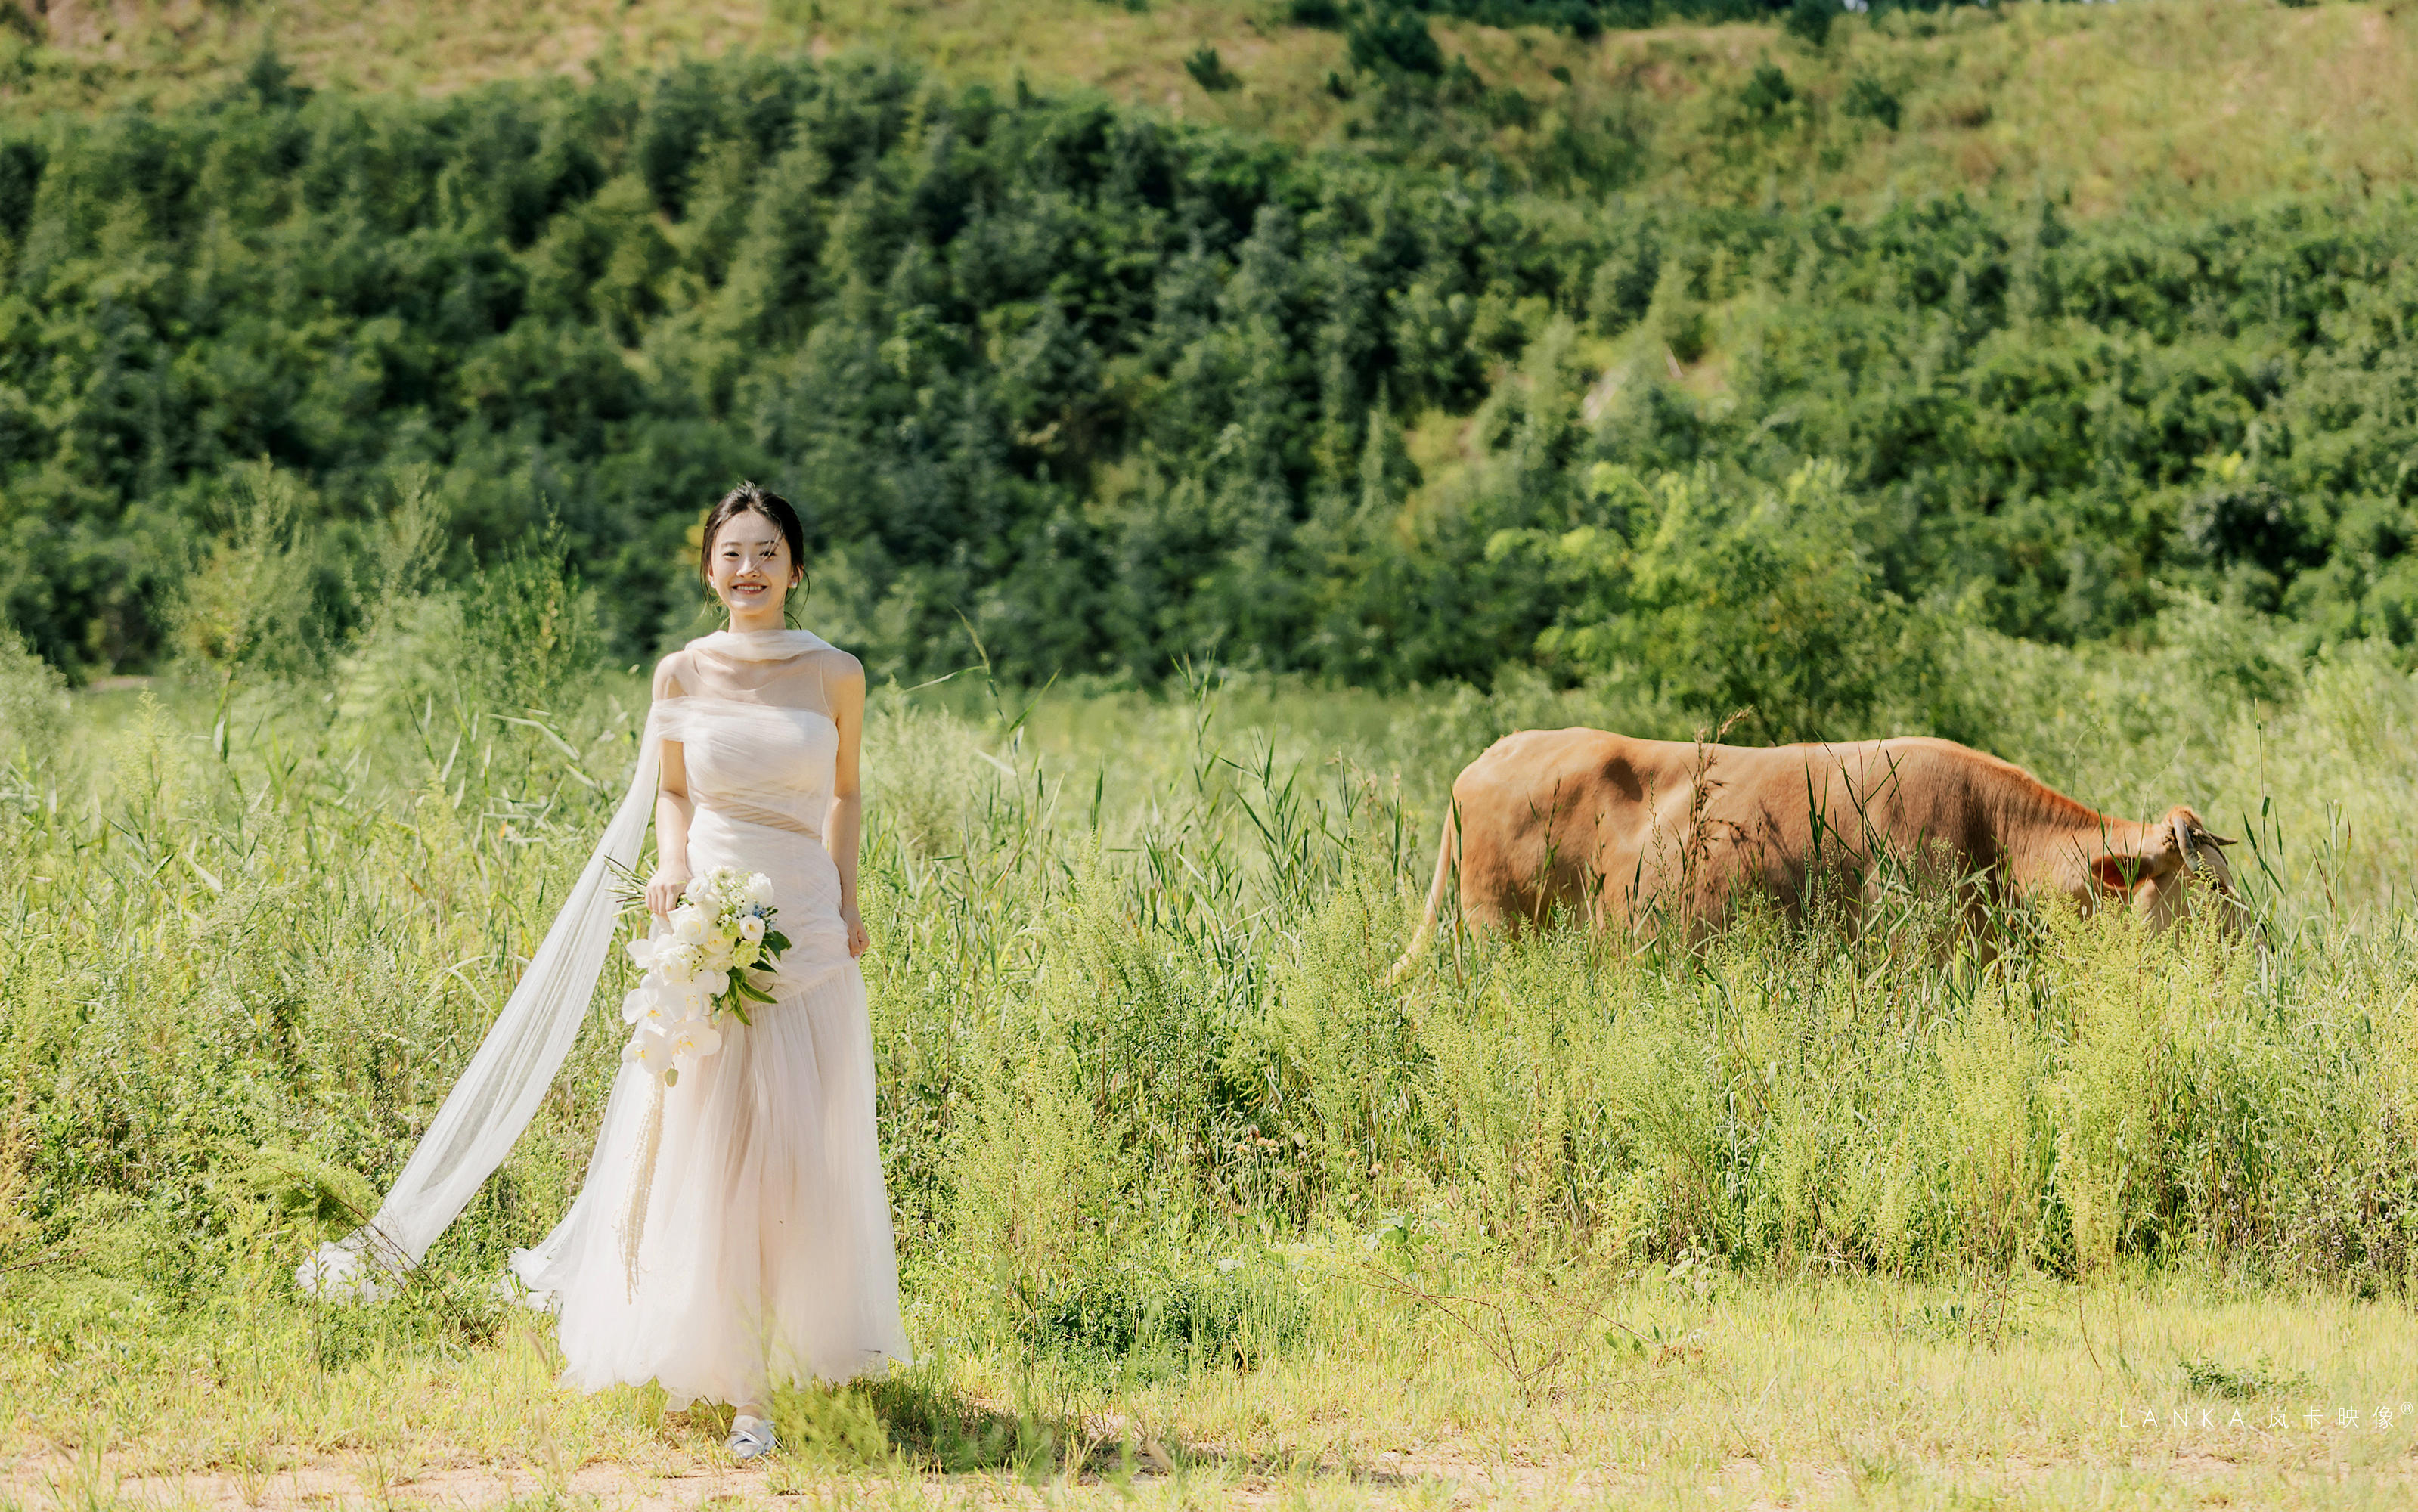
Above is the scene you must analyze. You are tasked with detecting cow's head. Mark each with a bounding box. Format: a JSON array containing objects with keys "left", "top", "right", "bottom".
[{"left": 2088, "top": 807, "right": 2246, "bottom": 934}]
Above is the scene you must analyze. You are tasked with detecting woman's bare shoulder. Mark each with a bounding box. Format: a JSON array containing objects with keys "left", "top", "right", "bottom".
[
  {"left": 813, "top": 647, "right": 866, "bottom": 686},
  {"left": 651, "top": 650, "right": 690, "bottom": 700}
]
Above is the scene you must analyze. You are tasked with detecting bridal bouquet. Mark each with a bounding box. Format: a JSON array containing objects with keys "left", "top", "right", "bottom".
[{"left": 620, "top": 867, "right": 789, "bottom": 1086}]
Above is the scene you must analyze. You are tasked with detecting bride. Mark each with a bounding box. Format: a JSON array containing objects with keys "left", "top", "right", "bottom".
[{"left": 301, "top": 485, "right": 911, "bottom": 1461}]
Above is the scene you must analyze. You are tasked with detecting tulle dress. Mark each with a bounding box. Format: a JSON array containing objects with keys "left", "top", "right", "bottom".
[{"left": 507, "top": 628, "right": 911, "bottom": 1407}]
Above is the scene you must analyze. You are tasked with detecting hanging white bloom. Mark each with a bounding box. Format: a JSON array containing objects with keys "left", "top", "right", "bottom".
[
  {"left": 623, "top": 1028, "right": 675, "bottom": 1081},
  {"left": 635, "top": 989, "right": 679, "bottom": 1033},
  {"left": 667, "top": 1018, "right": 723, "bottom": 1074},
  {"left": 621, "top": 985, "right": 654, "bottom": 1025}
]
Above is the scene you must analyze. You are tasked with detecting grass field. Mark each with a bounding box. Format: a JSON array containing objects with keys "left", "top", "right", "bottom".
[
  {"left": 11, "top": 1271, "right": 2418, "bottom": 1507},
  {"left": 8, "top": 4, "right": 2418, "bottom": 1501},
  {"left": 5, "top": 0, "right": 2416, "bottom": 212},
  {"left": 5, "top": 585, "right": 2418, "bottom": 1506}
]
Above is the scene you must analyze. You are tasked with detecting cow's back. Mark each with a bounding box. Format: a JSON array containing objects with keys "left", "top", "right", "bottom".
[
  {"left": 1449, "top": 728, "right": 1701, "bottom": 930},
  {"left": 1696, "top": 736, "right": 2017, "bottom": 912},
  {"left": 1450, "top": 731, "right": 2021, "bottom": 934}
]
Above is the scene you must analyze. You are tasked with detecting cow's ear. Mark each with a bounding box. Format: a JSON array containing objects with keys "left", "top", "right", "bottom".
[{"left": 2092, "top": 856, "right": 2131, "bottom": 893}]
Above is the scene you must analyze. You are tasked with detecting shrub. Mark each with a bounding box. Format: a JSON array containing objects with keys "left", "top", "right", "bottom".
[
  {"left": 1349, "top": 11, "right": 1446, "bottom": 76},
  {"left": 1183, "top": 46, "right": 1239, "bottom": 92},
  {"left": 1842, "top": 73, "right": 1902, "bottom": 129},
  {"left": 1738, "top": 62, "right": 1796, "bottom": 119},
  {"left": 0, "top": 628, "right": 67, "bottom": 773},
  {"left": 1784, "top": 0, "right": 1832, "bottom": 48}
]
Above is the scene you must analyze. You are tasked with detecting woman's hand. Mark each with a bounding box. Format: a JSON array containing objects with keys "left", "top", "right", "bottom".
[
  {"left": 841, "top": 903, "right": 870, "bottom": 959},
  {"left": 646, "top": 866, "right": 692, "bottom": 919}
]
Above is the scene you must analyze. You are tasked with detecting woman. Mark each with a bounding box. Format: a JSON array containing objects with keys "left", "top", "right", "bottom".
[{"left": 302, "top": 486, "right": 910, "bottom": 1461}]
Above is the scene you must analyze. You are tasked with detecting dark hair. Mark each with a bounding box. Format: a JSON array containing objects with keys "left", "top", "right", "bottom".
[{"left": 699, "top": 484, "right": 806, "bottom": 586}]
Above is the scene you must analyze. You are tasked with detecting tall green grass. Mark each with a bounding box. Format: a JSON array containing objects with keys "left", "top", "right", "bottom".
[{"left": 4, "top": 568, "right": 2418, "bottom": 1415}]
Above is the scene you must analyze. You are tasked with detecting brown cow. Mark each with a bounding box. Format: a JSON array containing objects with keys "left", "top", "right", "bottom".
[{"left": 1393, "top": 729, "right": 2244, "bottom": 971}]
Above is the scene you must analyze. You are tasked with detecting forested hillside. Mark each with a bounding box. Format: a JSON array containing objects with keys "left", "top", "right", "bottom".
[
  {"left": 8, "top": 0, "right": 2413, "bottom": 213},
  {"left": 2, "top": 4, "right": 2416, "bottom": 739}
]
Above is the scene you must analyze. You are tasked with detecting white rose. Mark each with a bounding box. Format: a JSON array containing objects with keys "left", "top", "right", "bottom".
[
  {"left": 656, "top": 943, "right": 699, "bottom": 980},
  {"left": 739, "top": 916, "right": 766, "bottom": 944},
  {"left": 673, "top": 909, "right": 708, "bottom": 946},
  {"left": 746, "top": 874, "right": 776, "bottom": 908}
]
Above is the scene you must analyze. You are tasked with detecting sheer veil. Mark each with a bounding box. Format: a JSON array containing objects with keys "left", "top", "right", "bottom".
[{"left": 296, "top": 715, "right": 668, "bottom": 1300}]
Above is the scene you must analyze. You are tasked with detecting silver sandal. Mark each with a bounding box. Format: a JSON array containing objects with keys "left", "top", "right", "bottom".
[{"left": 724, "top": 1414, "right": 778, "bottom": 1463}]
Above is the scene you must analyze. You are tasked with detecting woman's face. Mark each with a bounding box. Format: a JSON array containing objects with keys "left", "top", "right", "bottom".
[{"left": 705, "top": 510, "right": 800, "bottom": 624}]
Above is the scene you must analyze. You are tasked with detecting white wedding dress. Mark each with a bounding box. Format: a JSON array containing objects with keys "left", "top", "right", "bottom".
[{"left": 300, "top": 627, "right": 910, "bottom": 1409}]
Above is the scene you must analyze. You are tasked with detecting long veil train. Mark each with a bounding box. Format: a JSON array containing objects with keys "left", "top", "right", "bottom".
[{"left": 297, "top": 720, "right": 665, "bottom": 1300}]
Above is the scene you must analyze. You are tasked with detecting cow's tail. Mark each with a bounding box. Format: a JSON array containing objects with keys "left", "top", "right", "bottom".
[{"left": 1385, "top": 801, "right": 1460, "bottom": 987}]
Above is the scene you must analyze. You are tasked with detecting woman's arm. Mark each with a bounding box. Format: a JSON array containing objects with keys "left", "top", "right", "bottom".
[
  {"left": 824, "top": 655, "right": 870, "bottom": 958},
  {"left": 646, "top": 658, "right": 694, "bottom": 919}
]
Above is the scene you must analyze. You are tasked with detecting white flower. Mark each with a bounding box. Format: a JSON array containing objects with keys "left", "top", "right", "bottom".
[
  {"left": 623, "top": 1028, "right": 674, "bottom": 1081},
  {"left": 624, "top": 987, "right": 676, "bottom": 1032},
  {"left": 626, "top": 869, "right": 785, "bottom": 1046},
  {"left": 667, "top": 1017, "right": 723, "bottom": 1073}
]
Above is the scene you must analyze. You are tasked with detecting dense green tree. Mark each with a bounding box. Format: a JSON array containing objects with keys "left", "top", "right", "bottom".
[{"left": 1, "top": 54, "right": 2415, "bottom": 739}]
